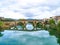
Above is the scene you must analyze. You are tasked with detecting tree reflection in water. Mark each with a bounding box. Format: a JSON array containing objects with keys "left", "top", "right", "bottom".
[
  {"left": 0, "top": 32, "right": 3, "bottom": 37},
  {"left": 0, "top": 29, "right": 4, "bottom": 37},
  {"left": 49, "top": 29, "right": 60, "bottom": 45}
]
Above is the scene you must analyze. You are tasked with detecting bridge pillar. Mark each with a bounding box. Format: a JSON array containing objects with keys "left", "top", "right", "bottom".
[
  {"left": 34, "top": 21, "right": 37, "bottom": 30},
  {"left": 33, "top": 20, "right": 37, "bottom": 30},
  {"left": 14, "top": 21, "right": 17, "bottom": 30},
  {"left": 23, "top": 21, "right": 26, "bottom": 30}
]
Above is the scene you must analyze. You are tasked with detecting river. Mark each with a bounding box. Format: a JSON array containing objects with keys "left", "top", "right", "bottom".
[{"left": 0, "top": 30, "right": 59, "bottom": 45}]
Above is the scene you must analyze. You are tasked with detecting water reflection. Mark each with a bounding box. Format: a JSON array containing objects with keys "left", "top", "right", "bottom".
[
  {"left": 0, "top": 30, "right": 59, "bottom": 45},
  {"left": 0, "top": 30, "right": 4, "bottom": 37},
  {"left": 16, "top": 25, "right": 23, "bottom": 30},
  {"left": 49, "top": 30, "right": 60, "bottom": 45},
  {"left": 0, "top": 32, "right": 3, "bottom": 37}
]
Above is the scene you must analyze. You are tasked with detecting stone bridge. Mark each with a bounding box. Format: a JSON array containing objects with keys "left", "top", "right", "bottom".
[{"left": 3, "top": 19, "right": 43, "bottom": 30}]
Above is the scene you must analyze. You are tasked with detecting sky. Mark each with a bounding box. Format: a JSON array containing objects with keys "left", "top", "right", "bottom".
[{"left": 0, "top": 0, "right": 60, "bottom": 19}]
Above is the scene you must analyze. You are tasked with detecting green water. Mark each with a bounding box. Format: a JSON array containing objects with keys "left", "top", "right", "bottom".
[{"left": 0, "top": 30, "right": 59, "bottom": 45}]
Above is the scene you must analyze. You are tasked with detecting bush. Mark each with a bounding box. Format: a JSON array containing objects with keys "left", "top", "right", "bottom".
[
  {"left": 57, "top": 21, "right": 60, "bottom": 31},
  {"left": 55, "top": 20, "right": 60, "bottom": 37},
  {"left": 36, "top": 22, "right": 43, "bottom": 28},
  {"left": 48, "top": 18, "right": 55, "bottom": 25},
  {"left": 0, "top": 21, "right": 4, "bottom": 30},
  {"left": 0, "top": 21, "right": 3, "bottom": 26},
  {"left": 48, "top": 18, "right": 56, "bottom": 30}
]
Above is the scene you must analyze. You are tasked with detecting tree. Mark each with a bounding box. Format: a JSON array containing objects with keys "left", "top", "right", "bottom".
[
  {"left": 0, "top": 21, "right": 4, "bottom": 30},
  {"left": 57, "top": 21, "right": 60, "bottom": 31},
  {"left": 0, "top": 21, "right": 3, "bottom": 26},
  {"left": 54, "top": 21, "right": 60, "bottom": 42},
  {"left": 48, "top": 18, "right": 55, "bottom": 25},
  {"left": 48, "top": 18, "right": 56, "bottom": 30},
  {"left": 36, "top": 22, "right": 43, "bottom": 28}
]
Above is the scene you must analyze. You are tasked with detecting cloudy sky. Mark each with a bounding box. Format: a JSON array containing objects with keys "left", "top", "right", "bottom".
[{"left": 0, "top": 0, "right": 60, "bottom": 19}]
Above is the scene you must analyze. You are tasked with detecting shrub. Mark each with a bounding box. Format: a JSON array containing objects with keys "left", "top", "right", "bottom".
[
  {"left": 0, "top": 21, "right": 4, "bottom": 30},
  {"left": 48, "top": 18, "right": 56, "bottom": 30},
  {"left": 57, "top": 21, "right": 60, "bottom": 30},
  {"left": 36, "top": 22, "right": 43, "bottom": 28}
]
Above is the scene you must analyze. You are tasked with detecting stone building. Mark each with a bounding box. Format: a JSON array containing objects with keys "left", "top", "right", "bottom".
[
  {"left": 0, "top": 17, "right": 5, "bottom": 20},
  {"left": 53, "top": 16, "right": 60, "bottom": 21}
]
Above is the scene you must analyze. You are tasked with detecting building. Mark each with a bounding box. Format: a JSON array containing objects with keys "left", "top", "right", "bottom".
[
  {"left": 53, "top": 16, "right": 60, "bottom": 21},
  {"left": 0, "top": 17, "right": 5, "bottom": 20}
]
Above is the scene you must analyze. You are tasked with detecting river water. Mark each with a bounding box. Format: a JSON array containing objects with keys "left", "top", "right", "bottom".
[{"left": 0, "top": 30, "right": 59, "bottom": 45}]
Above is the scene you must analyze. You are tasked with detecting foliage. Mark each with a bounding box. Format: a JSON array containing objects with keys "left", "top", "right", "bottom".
[
  {"left": 0, "top": 21, "right": 3, "bottom": 26},
  {"left": 3, "top": 18, "right": 15, "bottom": 21},
  {"left": 17, "top": 22, "right": 24, "bottom": 28},
  {"left": 48, "top": 18, "right": 55, "bottom": 25},
  {"left": 55, "top": 21, "right": 60, "bottom": 38},
  {"left": 17, "top": 22, "right": 23, "bottom": 26},
  {"left": 57, "top": 21, "right": 60, "bottom": 30},
  {"left": 48, "top": 18, "right": 57, "bottom": 30},
  {"left": 0, "top": 21, "right": 4, "bottom": 30},
  {"left": 57, "top": 38, "right": 60, "bottom": 44},
  {"left": 36, "top": 22, "right": 43, "bottom": 28}
]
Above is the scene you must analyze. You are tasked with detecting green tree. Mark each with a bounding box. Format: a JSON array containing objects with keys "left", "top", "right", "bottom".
[
  {"left": 57, "top": 21, "right": 60, "bottom": 31},
  {"left": 0, "top": 21, "right": 4, "bottom": 30},
  {"left": 48, "top": 18, "right": 56, "bottom": 30},
  {"left": 36, "top": 22, "right": 43, "bottom": 29},
  {"left": 48, "top": 18, "right": 55, "bottom": 25},
  {"left": 54, "top": 21, "right": 60, "bottom": 42},
  {"left": 0, "top": 21, "right": 3, "bottom": 26}
]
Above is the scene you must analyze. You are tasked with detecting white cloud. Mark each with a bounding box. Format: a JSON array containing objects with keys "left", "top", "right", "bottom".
[
  {"left": 0, "top": 0, "right": 60, "bottom": 19},
  {"left": 33, "top": 11, "right": 54, "bottom": 19},
  {"left": 0, "top": 9, "right": 27, "bottom": 19},
  {"left": 46, "top": 0, "right": 60, "bottom": 6},
  {"left": 52, "top": 7, "right": 60, "bottom": 16},
  {"left": 16, "top": 0, "right": 60, "bottom": 6}
]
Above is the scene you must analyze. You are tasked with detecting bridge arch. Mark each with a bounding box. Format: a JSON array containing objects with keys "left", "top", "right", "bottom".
[
  {"left": 36, "top": 22, "right": 43, "bottom": 29},
  {"left": 17, "top": 22, "right": 25, "bottom": 30},
  {"left": 25, "top": 21, "right": 34, "bottom": 30}
]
